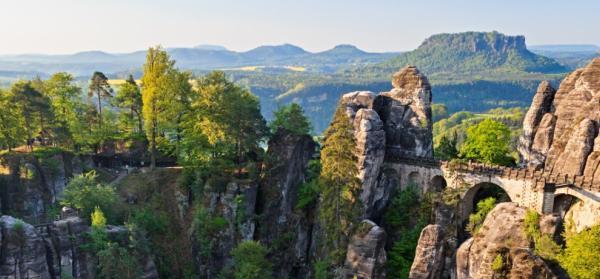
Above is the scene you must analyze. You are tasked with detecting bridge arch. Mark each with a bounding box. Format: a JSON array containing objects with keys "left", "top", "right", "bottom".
[
  {"left": 460, "top": 182, "right": 512, "bottom": 223},
  {"left": 429, "top": 175, "right": 447, "bottom": 192},
  {"left": 408, "top": 171, "right": 421, "bottom": 186}
]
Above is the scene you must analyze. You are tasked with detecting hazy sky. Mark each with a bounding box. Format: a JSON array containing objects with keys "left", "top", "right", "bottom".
[{"left": 1, "top": 0, "right": 599, "bottom": 54}]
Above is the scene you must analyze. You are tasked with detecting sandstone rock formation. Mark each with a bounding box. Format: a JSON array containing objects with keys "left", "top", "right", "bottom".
[
  {"left": 518, "top": 81, "right": 556, "bottom": 168},
  {"left": 257, "top": 129, "right": 317, "bottom": 277},
  {"left": 409, "top": 224, "right": 445, "bottom": 279},
  {"left": 0, "top": 215, "right": 52, "bottom": 279},
  {"left": 0, "top": 215, "right": 159, "bottom": 279},
  {"left": 344, "top": 220, "right": 387, "bottom": 279},
  {"left": 455, "top": 203, "right": 556, "bottom": 279},
  {"left": 337, "top": 67, "right": 434, "bottom": 220},
  {"left": 196, "top": 180, "right": 259, "bottom": 277},
  {"left": 520, "top": 58, "right": 600, "bottom": 177},
  {"left": 373, "top": 66, "right": 433, "bottom": 158}
]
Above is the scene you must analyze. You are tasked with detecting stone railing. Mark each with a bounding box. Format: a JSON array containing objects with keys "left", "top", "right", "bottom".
[{"left": 386, "top": 154, "right": 600, "bottom": 192}]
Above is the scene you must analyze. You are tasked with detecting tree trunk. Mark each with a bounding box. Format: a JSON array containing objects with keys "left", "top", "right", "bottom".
[
  {"left": 97, "top": 89, "right": 103, "bottom": 130},
  {"left": 151, "top": 122, "right": 156, "bottom": 170}
]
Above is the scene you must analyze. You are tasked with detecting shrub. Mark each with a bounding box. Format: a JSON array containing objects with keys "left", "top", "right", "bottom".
[
  {"left": 466, "top": 197, "right": 496, "bottom": 235},
  {"left": 61, "top": 171, "right": 119, "bottom": 224},
  {"left": 97, "top": 242, "right": 141, "bottom": 279},
  {"left": 231, "top": 240, "right": 272, "bottom": 279},
  {"left": 558, "top": 224, "right": 600, "bottom": 279},
  {"left": 491, "top": 254, "right": 504, "bottom": 272}
]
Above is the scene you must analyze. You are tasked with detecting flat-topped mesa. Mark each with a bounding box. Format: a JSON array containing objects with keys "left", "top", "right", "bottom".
[
  {"left": 519, "top": 58, "right": 600, "bottom": 177},
  {"left": 373, "top": 65, "right": 434, "bottom": 158}
]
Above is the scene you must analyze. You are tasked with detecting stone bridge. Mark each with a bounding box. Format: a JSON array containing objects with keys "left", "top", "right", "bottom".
[{"left": 384, "top": 154, "right": 600, "bottom": 226}]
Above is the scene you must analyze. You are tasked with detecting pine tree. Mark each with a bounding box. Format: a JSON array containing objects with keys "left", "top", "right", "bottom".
[
  {"left": 319, "top": 106, "right": 361, "bottom": 264},
  {"left": 114, "top": 75, "right": 143, "bottom": 135},
  {"left": 88, "top": 71, "right": 113, "bottom": 130}
]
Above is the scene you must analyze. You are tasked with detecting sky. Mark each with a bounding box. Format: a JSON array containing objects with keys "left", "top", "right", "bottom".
[{"left": 0, "top": 0, "right": 599, "bottom": 54}]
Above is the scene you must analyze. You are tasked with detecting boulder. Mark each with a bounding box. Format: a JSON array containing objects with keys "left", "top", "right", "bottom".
[
  {"left": 373, "top": 66, "right": 433, "bottom": 158},
  {"left": 455, "top": 203, "right": 556, "bottom": 279},
  {"left": 344, "top": 220, "right": 387, "bottom": 279},
  {"left": 409, "top": 224, "right": 445, "bottom": 279}
]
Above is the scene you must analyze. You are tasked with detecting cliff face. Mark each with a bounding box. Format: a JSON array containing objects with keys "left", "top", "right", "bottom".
[
  {"left": 0, "top": 215, "right": 158, "bottom": 279},
  {"left": 519, "top": 58, "right": 600, "bottom": 178},
  {"left": 256, "top": 129, "right": 318, "bottom": 277}
]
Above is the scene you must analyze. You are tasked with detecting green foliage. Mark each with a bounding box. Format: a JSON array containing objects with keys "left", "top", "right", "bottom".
[
  {"left": 460, "top": 119, "right": 514, "bottom": 166},
  {"left": 193, "top": 207, "right": 228, "bottom": 260},
  {"left": 0, "top": 88, "right": 26, "bottom": 150},
  {"left": 141, "top": 46, "right": 180, "bottom": 169},
  {"left": 12, "top": 219, "right": 26, "bottom": 247},
  {"left": 558, "top": 224, "right": 600, "bottom": 279},
  {"left": 91, "top": 206, "right": 107, "bottom": 229},
  {"left": 491, "top": 254, "right": 504, "bottom": 272},
  {"left": 61, "top": 171, "right": 119, "bottom": 224},
  {"left": 314, "top": 260, "right": 330, "bottom": 279},
  {"left": 319, "top": 107, "right": 361, "bottom": 264},
  {"left": 431, "top": 103, "right": 448, "bottom": 122},
  {"left": 113, "top": 75, "right": 143, "bottom": 135},
  {"left": 130, "top": 207, "right": 168, "bottom": 235},
  {"left": 97, "top": 242, "right": 141, "bottom": 279},
  {"left": 466, "top": 197, "right": 496, "bottom": 235},
  {"left": 10, "top": 80, "right": 52, "bottom": 143},
  {"left": 296, "top": 160, "right": 322, "bottom": 210},
  {"left": 185, "top": 71, "right": 268, "bottom": 176},
  {"left": 434, "top": 134, "right": 459, "bottom": 161},
  {"left": 384, "top": 185, "right": 435, "bottom": 279},
  {"left": 230, "top": 240, "right": 273, "bottom": 279},
  {"left": 269, "top": 103, "right": 312, "bottom": 135}
]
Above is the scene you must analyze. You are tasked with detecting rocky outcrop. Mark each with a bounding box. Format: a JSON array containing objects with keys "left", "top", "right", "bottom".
[
  {"left": 373, "top": 66, "right": 433, "bottom": 158},
  {"left": 0, "top": 216, "right": 52, "bottom": 279},
  {"left": 344, "top": 220, "right": 387, "bottom": 279},
  {"left": 353, "top": 109, "right": 386, "bottom": 219},
  {"left": 0, "top": 215, "right": 158, "bottom": 279},
  {"left": 409, "top": 224, "right": 445, "bottom": 279},
  {"left": 257, "top": 129, "right": 317, "bottom": 277},
  {"left": 518, "top": 81, "right": 556, "bottom": 168},
  {"left": 520, "top": 58, "right": 600, "bottom": 177},
  {"left": 455, "top": 203, "right": 556, "bottom": 279},
  {"left": 197, "top": 181, "right": 259, "bottom": 277}
]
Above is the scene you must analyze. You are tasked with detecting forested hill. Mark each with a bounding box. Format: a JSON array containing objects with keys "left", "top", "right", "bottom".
[{"left": 370, "top": 31, "right": 568, "bottom": 81}]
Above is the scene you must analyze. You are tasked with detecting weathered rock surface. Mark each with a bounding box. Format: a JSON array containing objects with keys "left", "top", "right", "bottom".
[
  {"left": 0, "top": 215, "right": 52, "bottom": 279},
  {"left": 409, "top": 224, "right": 445, "bottom": 279},
  {"left": 518, "top": 81, "right": 556, "bottom": 168},
  {"left": 455, "top": 203, "right": 556, "bottom": 279},
  {"left": 373, "top": 66, "right": 433, "bottom": 158},
  {"left": 353, "top": 109, "right": 386, "bottom": 219},
  {"left": 0, "top": 215, "right": 158, "bottom": 279},
  {"left": 344, "top": 220, "right": 387, "bottom": 279},
  {"left": 520, "top": 58, "right": 600, "bottom": 177},
  {"left": 257, "top": 129, "right": 317, "bottom": 277},
  {"left": 197, "top": 181, "right": 259, "bottom": 277}
]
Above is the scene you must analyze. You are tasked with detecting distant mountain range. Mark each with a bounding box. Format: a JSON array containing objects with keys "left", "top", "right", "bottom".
[
  {"left": 529, "top": 44, "right": 599, "bottom": 69},
  {"left": 0, "top": 44, "right": 399, "bottom": 78}
]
